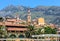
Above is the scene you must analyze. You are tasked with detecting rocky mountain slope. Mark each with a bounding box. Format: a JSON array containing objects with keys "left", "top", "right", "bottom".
[{"left": 0, "top": 5, "right": 60, "bottom": 25}]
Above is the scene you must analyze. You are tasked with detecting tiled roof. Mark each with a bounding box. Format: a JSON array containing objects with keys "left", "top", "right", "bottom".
[
  {"left": 7, "top": 28, "right": 27, "bottom": 31},
  {"left": 0, "top": 22, "right": 28, "bottom": 26}
]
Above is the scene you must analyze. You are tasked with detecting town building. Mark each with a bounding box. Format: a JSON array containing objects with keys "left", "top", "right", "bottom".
[
  {"left": 38, "top": 17, "right": 45, "bottom": 25},
  {"left": 0, "top": 9, "right": 31, "bottom": 38},
  {"left": 0, "top": 9, "right": 58, "bottom": 38}
]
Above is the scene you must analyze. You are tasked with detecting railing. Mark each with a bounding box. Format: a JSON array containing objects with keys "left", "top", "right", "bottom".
[
  {"left": 0, "top": 38, "right": 59, "bottom": 41},
  {"left": 0, "top": 34, "right": 60, "bottom": 41}
]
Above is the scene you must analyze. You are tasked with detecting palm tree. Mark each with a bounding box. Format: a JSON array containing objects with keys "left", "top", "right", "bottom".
[
  {"left": 37, "top": 28, "right": 43, "bottom": 34},
  {"left": 25, "top": 25, "right": 37, "bottom": 38},
  {"left": 25, "top": 25, "right": 57, "bottom": 38},
  {"left": 0, "top": 26, "right": 7, "bottom": 38}
]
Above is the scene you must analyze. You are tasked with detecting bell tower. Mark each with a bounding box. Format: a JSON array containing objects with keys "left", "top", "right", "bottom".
[
  {"left": 27, "top": 8, "right": 31, "bottom": 25},
  {"left": 15, "top": 13, "right": 20, "bottom": 20},
  {"left": 16, "top": 14, "right": 19, "bottom": 20},
  {"left": 15, "top": 13, "right": 20, "bottom": 24}
]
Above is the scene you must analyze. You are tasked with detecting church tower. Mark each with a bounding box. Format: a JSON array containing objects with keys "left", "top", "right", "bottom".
[
  {"left": 27, "top": 9, "right": 31, "bottom": 25},
  {"left": 15, "top": 13, "right": 20, "bottom": 24},
  {"left": 16, "top": 14, "right": 19, "bottom": 20}
]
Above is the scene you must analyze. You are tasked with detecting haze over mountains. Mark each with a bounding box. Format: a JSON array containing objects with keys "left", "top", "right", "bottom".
[{"left": 0, "top": 5, "right": 60, "bottom": 25}]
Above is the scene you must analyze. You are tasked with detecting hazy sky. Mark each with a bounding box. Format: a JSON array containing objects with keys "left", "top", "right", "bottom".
[{"left": 0, "top": 0, "right": 60, "bottom": 9}]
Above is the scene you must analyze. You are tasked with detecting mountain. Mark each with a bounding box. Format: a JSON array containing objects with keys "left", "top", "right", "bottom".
[
  {"left": 0, "top": 5, "right": 60, "bottom": 25},
  {"left": 1, "top": 5, "right": 28, "bottom": 12}
]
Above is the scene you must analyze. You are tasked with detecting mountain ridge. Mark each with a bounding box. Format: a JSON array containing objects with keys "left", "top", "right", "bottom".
[{"left": 0, "top": 5, "right": 60, "bottom": 25}]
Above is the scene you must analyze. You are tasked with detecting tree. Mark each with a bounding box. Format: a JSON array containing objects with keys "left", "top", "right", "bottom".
[
  {"left": 44, "top": 26, "right": 52, "bottom": 34},
  {"left": 0, "top": 17, "right": 4, "bottom": 22},
  {"left": 25, "top": 31, "right": 30, "bottom": 38},
  {"left": 37, "top": 26, "right": 57, "bottom": 34},
  {"left": 0, "top": 26, "right": 7, "bottom": 38},
  {"left": 25, "top": 25, "right": 57, "bottom": 38},
  {"left": 44, "top": 26, "right": 57, "bottom": 34},
  {"left": 52, "top": 28, "right": 57, "bottom": 34},
  {"left": 37, "top": 28, "right": 42, "bottom": 34},
  {"left": 25, "top": 25, "right": 37, "bottom": 38}
]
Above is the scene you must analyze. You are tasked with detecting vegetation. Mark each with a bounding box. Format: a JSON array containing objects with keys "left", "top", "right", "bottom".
[
  {"left": 0, "top": 25, "right": 7, "bottom": 38},
  {"left": 0, "top": 17, "right": 4, "bottom": 22},
  {"left": 44, "top": 26, "right": 57, "bottom": 34},
  {"left": 25, "top": 25, "right": 57, "bottom": 38},
  {"left": 0, "top": 25, "right": 57, "bottom": 38},
  {"left": 25, "top": 25, "right": 36, "bottom": 38}
]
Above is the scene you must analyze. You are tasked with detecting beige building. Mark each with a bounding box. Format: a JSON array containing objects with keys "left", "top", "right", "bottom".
[{"left": 38, "top": 17, "right": 45, "bottom": 25}]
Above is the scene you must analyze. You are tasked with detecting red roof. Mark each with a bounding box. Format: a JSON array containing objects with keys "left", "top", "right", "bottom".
[
  {"left": 0, "top": 22, "right": 28, "bottom": 26},
  {"left": 7, "top": 28, "right": 27, "bottom": 31}
]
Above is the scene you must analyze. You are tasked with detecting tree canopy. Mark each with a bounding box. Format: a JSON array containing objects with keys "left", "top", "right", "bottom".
[{"left": 25, "top": 25, "right": 57, "bottom": 38}]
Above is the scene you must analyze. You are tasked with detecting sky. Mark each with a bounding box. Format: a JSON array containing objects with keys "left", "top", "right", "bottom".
[{"left": 0, "top": 0, "right": 60, "bottom": 10}]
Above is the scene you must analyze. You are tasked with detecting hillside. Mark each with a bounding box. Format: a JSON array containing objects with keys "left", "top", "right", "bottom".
[{"left": 0, "top": 5, "right": 60, "bottom": 25}]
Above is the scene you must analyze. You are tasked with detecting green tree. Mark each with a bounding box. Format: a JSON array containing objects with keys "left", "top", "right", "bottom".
[
  {"left": 0, "top": 17, "right": 4, "bottom": 22},
  {"left": 37, "top": 26, "right": 57, "bottom": 34},
  {"left": 25, "top": 25, "right": 57, "bottom": 38},
  {"left": 0, "top": 26, "right": 7, "bottom": 38},
  {"left": 44, "top": 26, "right": 57, "bottom": 34},
  {"left": 44, "top": 26, "right": 52, "bottom": 34},
  {"left": 25, "top": 31, "right": 30, "bottom": 38},
  {"left": 52, "top": 28, "right": 57, "bottom": 34},
  {"left": 25, "top": 25, "right": 37, "bottom": 38},
  {"left": 37, "top": 28, "right": 42, "bottom": 34}
]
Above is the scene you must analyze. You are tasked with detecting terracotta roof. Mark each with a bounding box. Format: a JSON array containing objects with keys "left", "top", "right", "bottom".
[
  {"left": 0, "top": 22, "right": 28, "bottom": 26},
  {"left": 7, "top": 28, "right": 27, "bottom": 31},
  {"left": 7, "top": 19, "right": 17, "bottom": 22}
]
